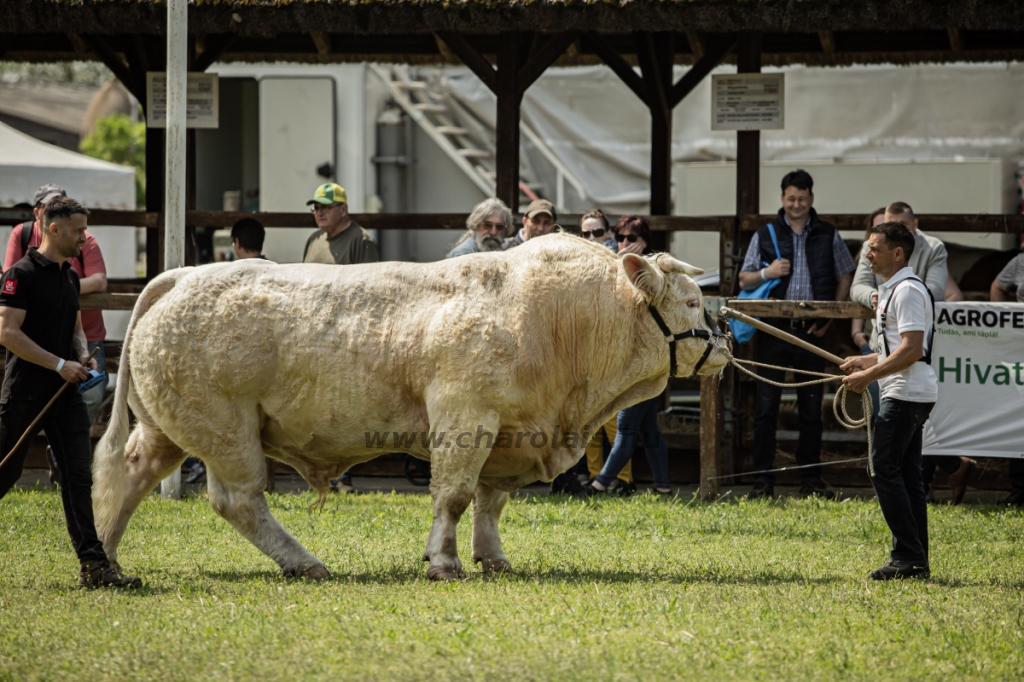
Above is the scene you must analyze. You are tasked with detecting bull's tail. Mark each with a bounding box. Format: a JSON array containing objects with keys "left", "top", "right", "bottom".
[{"left": 92, "top": 270, "right": 189, "bottom": 541}]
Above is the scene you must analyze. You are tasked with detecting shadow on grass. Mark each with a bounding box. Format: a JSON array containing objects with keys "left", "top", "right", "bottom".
[{"left": 186, "top": 566, "right": 847, "bottom": 587}]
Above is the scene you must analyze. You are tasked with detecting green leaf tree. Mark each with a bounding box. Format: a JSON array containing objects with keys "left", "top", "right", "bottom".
[{"left": 80, "top": 113, "right": 146, "bottom": 207}]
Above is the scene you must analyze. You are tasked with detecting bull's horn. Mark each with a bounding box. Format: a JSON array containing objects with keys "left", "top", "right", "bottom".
[{"left": 656, "top": 254, "right": 704, "bottom": 276}]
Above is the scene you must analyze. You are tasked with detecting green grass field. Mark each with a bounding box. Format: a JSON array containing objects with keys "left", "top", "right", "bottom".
[{"left": 1, "top": 487, "right": 1022, "bottom": 681}]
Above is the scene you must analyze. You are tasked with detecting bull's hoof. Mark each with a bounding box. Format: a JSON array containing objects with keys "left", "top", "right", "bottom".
[
  {"left": 479, "top": 558, "right": 512, "bottom": 575},
  {"left": 426, "top": 565, "right": 466, "bottom": 582},
  {"left": 283, "top": 563, "right": 330, "bottom": 580}
]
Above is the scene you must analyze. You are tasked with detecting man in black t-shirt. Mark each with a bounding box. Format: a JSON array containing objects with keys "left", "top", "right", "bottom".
[{"left": 0, "top": 196, "right": 141, "bottom": 589}]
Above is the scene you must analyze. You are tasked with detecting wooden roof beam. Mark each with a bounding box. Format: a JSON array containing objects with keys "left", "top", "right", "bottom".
[
  {"left": 517, "top": 32, "right": 579, "bottom": 98},
  {"left": 194, "top": 33, "right": 237, "bottom": 71},
  {"left": 685, "top": 29, "right": 704, "bottom": 59},
  {"left": 818, "top": 30, "right": 836, "bottom": 54},
  {"left": 309, "top": 31, "right": 331, "bottom": 56},
  {"left": 78, "top": 34, "right": 145, "bottom": 103},
  {"left": 435, "top": 32, "right": 496, "bottom": 93},
  {"left": 947, "top": 28, "right": 964, "bottom": 51},
  {"left": 585, "top": 32, "right": 648, "bottom": 105},
  {"left": 669, "top": 36, "right": 736, "bottom": 108}
]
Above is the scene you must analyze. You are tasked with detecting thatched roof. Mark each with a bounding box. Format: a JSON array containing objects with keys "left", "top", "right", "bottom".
[{"left": 1, "top": 0, "right": 1022, "bottom": 67}]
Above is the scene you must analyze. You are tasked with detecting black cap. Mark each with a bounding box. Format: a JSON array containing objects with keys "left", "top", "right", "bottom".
[{"left": 33, "top": 184, "right": 66, "bottom": 206}]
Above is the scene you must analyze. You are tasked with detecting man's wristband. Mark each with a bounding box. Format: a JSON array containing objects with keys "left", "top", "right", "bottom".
[
  {"left": 55, "top": 358, "right": 65, "bottom": 373},
  {"left": 760, "top": 268, "right": 767, "bottom": 281}
]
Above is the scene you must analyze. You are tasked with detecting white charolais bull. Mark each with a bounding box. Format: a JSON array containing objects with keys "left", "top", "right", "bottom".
[{"left": 93, "top": 234, "right": 730, "bottom": 580}]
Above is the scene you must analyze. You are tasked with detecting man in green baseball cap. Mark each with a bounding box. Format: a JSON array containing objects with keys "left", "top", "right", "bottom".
[
  {"left": 303, "top": 183, "right": 380, "bottom": 267},
  {"left": 303, "top": 183, "right": 380, "bottom": 495}
]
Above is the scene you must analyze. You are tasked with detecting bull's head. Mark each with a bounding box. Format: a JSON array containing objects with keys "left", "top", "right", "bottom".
[{"left": 621, "top": 253, "right": 732, "bottom": 378}]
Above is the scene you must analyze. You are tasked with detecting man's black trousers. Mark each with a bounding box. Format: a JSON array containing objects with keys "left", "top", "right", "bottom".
[
  {"left": 751, "top": 328, "right": 826, "bottom": 485},
  {"left": 0, "top": 390, "right": 107, "bottom": 563},
  {"left": 871, "top": 397, "right": 934, "bottom": 564}
]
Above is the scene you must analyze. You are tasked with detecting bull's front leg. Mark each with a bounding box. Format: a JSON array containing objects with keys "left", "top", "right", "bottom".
[{"left": 423, "top": 414, "right": 498, "bottom": 581}]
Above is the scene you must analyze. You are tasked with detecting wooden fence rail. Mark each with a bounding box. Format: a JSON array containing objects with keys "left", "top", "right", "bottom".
[{"left": 3, "top": 208, "right": 1023, "bottom": 233}]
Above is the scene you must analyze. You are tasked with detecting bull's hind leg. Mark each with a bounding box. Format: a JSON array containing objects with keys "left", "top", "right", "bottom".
[
  {"left": 101, "top": 423, "right": 187, "bottom": 564},
  {"left": 155, "top": 396, "right": 328, "bottom": 579},
  {"left": 205, "top": 447, "right": 328, "bottom": 579},
  {"left": 423, "top": 413, "right": 500, "bottom": 581},
  {"left": 472, "top": 482, "right": 511, "bottom": 574}
]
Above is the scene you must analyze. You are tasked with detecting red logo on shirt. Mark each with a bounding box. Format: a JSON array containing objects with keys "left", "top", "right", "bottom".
[{"left": 2, "top": 279, "right": 16, "bottom": 295}]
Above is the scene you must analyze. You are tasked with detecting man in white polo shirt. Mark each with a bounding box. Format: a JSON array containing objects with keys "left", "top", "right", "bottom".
[{"left": 841, "top": 221, "right": 937, "bottom": 581}]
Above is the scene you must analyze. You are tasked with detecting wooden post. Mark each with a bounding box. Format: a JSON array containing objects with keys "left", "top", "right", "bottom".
[
  {"left": 495, "top": 32, "right": 522, "bottom": 211},
  {"left": 700, "top": 32, "right": 761, "bottom": 500},
  {"left": 145, "top": 127, "right": 164, "bottom": 279},
  {"left": 160, "top": 0, "right": 187, "bottom": 500},
  {"left": 643, "top": 33, "right": 673, "bottom": 219}
]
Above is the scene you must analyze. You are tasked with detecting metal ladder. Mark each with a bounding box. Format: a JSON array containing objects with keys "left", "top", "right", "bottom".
[{"left": 369, "top": 64, "right": 588, "bottom": 210}]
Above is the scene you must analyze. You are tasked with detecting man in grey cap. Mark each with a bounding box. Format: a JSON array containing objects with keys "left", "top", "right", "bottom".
[{"left": 506, "top": 199, "right": 558, "bottom": 248}]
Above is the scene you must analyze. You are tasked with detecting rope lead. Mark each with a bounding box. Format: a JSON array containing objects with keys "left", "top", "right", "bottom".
[{"left": 729, "top": 358, "right": 875, "bottom": 478}]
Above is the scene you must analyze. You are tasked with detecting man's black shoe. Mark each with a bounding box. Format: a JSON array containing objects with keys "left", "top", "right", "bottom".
[
  {"left": 46, "top": 446, "right": 61, "bottom": 487},
  {"left": 1000, "top": 490, "right": 1024, "bottom": 507},
  {"left": 79, "top": 560, "right": 142, "bottom": 589},
  {"left": 869, "top": 560, "right": 930, "bottom": 581},
  {"left": 747, "top": 482, "right": 774, "bottom": 500},
  {"left": 799, "top": 480, "right": 836, "bottom": 500},
  {"left": 185, "top": 462, "right": 206, "bottom": 484}
]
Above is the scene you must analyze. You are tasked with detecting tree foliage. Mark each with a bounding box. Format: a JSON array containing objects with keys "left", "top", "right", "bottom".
[{"left": 79, "top": 113, "right": 146, "bottom": 207}]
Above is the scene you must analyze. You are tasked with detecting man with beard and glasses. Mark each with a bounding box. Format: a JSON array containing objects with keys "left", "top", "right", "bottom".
[{"left": 447, "top": 198, "right": 513, "bottom": 258}]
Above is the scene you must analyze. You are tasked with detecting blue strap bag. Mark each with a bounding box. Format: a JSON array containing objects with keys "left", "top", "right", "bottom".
[{"left": 731, "top": 224, "right": 781, "bottom": 344}]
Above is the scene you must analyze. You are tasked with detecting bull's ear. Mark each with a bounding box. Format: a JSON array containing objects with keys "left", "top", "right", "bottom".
[
  {"left": 657, "top": 254, "right": 704, "bottom": 276},
  {"left": 622, "top": 254, "right": 665, "bottom": 299}
]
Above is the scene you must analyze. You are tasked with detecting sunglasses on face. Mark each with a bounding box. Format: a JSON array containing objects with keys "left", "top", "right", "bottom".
[
  {"left": 479, "top": 220, "right": 506, "bottom": 232},
  {"left": 582, "top": 228, "right": 607, "bottom": 238},
  {"left": 615, "top": 233, "right": 639, "bottom": 243}
]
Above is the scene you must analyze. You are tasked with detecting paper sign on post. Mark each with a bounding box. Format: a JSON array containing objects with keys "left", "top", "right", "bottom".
[
  {"left": 146, "top": 72, "right": 219, "bottom": 128},
  {"left": 711, "top": 73, "right": 784, "bottom": 131}
]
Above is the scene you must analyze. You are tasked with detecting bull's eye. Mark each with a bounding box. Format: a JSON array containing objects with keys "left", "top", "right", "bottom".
[{"left": 687, "top": 300, "right": 699, "bottom": 308}]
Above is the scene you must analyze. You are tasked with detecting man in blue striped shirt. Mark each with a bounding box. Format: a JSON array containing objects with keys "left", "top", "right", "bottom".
[{"left": 737, "top": 170, "right": 856, "bottom": 500}]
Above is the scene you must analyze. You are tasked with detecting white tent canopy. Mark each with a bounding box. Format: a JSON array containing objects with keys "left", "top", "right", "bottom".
[{"left": 0, "top": 120, "right": 136, "bottom": 339}]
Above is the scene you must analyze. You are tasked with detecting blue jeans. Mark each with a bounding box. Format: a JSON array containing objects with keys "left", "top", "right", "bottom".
[
  {"left": 870, "top": 397, "right": 934, "bottom": 563},
  {"left": 595, "top": 398, "right": 670, "bottom": 489},
  {"left": 82, "top": 341, "right": 108, "bottom": 424}
]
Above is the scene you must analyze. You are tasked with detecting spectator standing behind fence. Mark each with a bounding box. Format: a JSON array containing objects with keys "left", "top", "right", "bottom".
[
  {"left": 738, "top": 170, "right": 856, "bottom": 500},
  {"left": 303, "top": 183, "right": 380, "bottom": 266},
  {"left": 990, "top": 251, "right": 1024, "bottom": 507},
  {"left": 6, "top": 184, "right": 110, "bottom": 488},
  {"left": 448, "top": 198, "right": 513, "bottom": 258},
  {"left": 850, "top": 201, "right": 974, "bottom": 505},
  {"left": 0, "top": 196, "right": 141, "bottom": 589},
  {"left": 505, "top": 199, "right": 558, "bottom": 248},
  {"left": 580, "top": 209, "right": 618, "bottom": 251},
  {"left": 586, "top": 216, "right": 671, "bottom": 496},
  {"left": 303, "top": 183, "right": 380, "bottom": 494},
  {"left": 841, "top": 221, "right": 937, "bottom": 580},
  {"left": 183, "top": 218, "right": 270, "bottom": 489}
]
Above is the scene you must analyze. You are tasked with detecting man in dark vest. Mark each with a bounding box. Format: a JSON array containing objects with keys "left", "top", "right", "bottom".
[{"left": 738, "top": 170, "right": 856, "bottom": 499}]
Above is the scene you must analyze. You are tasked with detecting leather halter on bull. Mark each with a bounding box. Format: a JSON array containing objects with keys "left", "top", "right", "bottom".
[{"left": 645, "top": 304, "right": 726, "bottom": 378}]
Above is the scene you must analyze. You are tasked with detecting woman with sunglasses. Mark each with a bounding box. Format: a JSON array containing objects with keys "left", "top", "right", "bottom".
[
  {"left": 613, "top": 213, "right": 652, "bottom": 256},
  {"left": 579, "top": 209, "right": 617, "bottom": 251},
  {"left": 587, "top": 215, "right": 672, "bottom": 496}
]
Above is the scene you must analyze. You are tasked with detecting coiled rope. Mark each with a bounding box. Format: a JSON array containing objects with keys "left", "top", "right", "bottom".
[{"left": 729, "top": 357, "right": 875, "bottom": 478}]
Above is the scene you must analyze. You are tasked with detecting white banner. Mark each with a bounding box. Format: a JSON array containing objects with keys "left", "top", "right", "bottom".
[{"left": 922, "top": 302, "right": 1024, "bottom": 459}]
